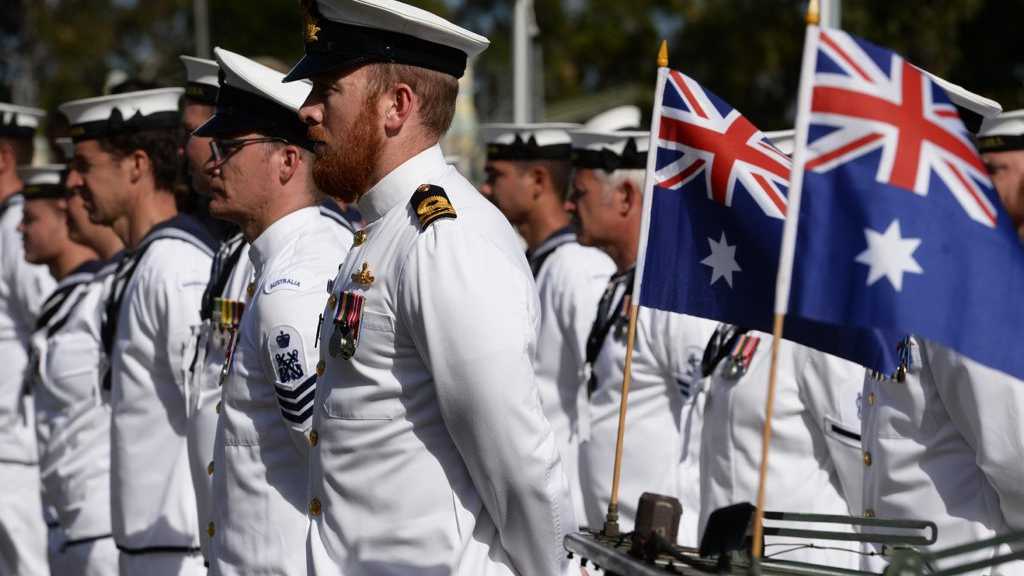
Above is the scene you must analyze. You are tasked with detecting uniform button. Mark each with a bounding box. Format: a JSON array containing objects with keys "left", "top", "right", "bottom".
[
  {"left": 316, "top": 360, "right": 326, "bottom": 377},
  {"left": 328, "top": 294, "right": 337, "bottom": 308},
  {"left": 207, "top": 461, "right": 214, "bottom": 476},
  {"left": 353, "top": 230, "right": 367, "bottom": 246},
  {"left": 207, "top": 521, "right": 216, "bottom": 538},
  {"left": 867, "top": 392, "right": 876, "bottom": 406},
  {"left": 309, "top": 429, "right": 319, "bottom": 447},
  {"left": 216, "top": 401, "right": 222, "bottom": 414},
  {"left": 246, "top": 282, "right": 255, "bottom": 298},
  {"left": 309, "top": 498, "right": 321, "bottom": 517},
  {"left": 863, "top": 509, "right": 876, "bottom": 518},
  {"left": 863, "top": 451, "right": 872, "bottom": 466}
]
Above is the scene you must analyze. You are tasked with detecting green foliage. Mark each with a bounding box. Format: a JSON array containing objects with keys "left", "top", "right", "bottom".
[{"left": 2, "top": 0, "right": 1021, "bottom": 131}]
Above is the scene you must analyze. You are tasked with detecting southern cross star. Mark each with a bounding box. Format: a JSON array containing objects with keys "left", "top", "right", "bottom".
[
  {"left": 854, "top": 219, "right": 923, "bottom": 292},
  {"left": 702, "top": 231, "right": 742, "bottom": 288}
]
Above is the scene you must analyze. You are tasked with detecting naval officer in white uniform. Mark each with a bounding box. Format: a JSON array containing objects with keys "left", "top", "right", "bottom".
[
  {"left": 63, "top": 88, "right": 217, "bottom": 576},
  {"left": 857, "top": 107, "right": 1024, "bottom": 575},
  {"left": 480, "top": 123, "right": 615, "bottom": 525},
  {"left": 286, "top": 1, "right": 575, "bottom": 574},
  {"left": 565, "top": 128, "right": 717, "bottom": 546},
  {"left": 0, "top": 102, "right": 54, "bottom": 576},
  {"left": 21, "top": 165, "right": 122, "bottom": 575},
  {"left": 193, "top": 46, "right": 352, "bottom": 575}
]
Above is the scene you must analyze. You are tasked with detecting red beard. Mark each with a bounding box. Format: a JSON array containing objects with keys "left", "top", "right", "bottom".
[{"left": 310, "top": 98, "right": 383, "bottom": 204}]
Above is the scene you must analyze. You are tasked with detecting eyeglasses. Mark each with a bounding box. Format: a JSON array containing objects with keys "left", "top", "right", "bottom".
[{"left": 209, "top": 137, "right": 287, "bottom": 166}]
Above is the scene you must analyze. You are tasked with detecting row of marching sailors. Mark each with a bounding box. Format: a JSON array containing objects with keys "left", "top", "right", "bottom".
[{"left": 3, "top": 6, "right": 1024, "bottom": 576}]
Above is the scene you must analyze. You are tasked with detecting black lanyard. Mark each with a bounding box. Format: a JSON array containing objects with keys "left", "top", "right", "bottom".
[
  {"left": 700, "top": 323, "right": 746, "bottom": 378},
  {"left": 585, "top": 268, "right": 634, "bottom": 396}
]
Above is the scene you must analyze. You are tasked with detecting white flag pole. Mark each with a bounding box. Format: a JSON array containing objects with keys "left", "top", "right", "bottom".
[
  {"left": 602, "top": 41, "right": 670, "bottom": 537},
  {"left": 750, "top": 2, "right": 822, "bottom": 559}
]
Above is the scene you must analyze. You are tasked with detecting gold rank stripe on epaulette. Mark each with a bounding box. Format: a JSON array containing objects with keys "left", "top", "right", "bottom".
[{"left": 411, "top": 184, "right": 457, "bottom": 229}]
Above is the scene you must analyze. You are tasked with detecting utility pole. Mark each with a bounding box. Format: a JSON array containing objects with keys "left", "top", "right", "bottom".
[
  {"left": 512, "top": 0, "right": 536, "bottom": 123},
  {"left": 193, "top": 0, "right": 211, "bottom": 58}
]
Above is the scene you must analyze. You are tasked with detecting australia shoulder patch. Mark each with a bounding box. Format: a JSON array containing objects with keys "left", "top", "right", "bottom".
[{"left": 411, "top": 184, "right": 456, "bottom": 229}]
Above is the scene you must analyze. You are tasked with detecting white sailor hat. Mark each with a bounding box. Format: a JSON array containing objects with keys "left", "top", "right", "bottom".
[
  {"left": 570, "top": 130, "right": 649, "bottom": 172},
  {"left": 283, "top": 0, "right": 489, "bottom": 82},
  {"left": 925, "top": 73, "right": 1002, "bottom": 134},
  {"left": 584, "top": 105, "right": 642, "bottom": 132},
  {"left": 18, "top": 165, "right": 68, "bottom": 200},
  {"left": 976, "top": 109, "right": 1024, "bottom": 154},
  {"left": 180, "top": 55, "right": 220, "bottom": 105},
  {"left": 194, "top": 47, "right": 313, "bottom": 147},
  {"left": 481, "top": 123, "right": 578, "bottom": 161},
  {"left": 0, "top": 103, "right": 45, "bottom": 139},
  {"left": 59, "top": 88, "right": 184, "bottom": 142},
  {"left": 764, "top": 129, "right": 795, "bottom": 156}
]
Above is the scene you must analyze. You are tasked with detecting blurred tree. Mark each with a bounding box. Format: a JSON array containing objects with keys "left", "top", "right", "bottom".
[{"left": 1, "top": 0, "right": 1020, "bottom": 131}]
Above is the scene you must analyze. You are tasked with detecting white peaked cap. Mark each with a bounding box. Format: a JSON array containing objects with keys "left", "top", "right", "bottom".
[
  {"left": 979, "top": 109, "right": 1024, "bottom": 137},
  {"left": 584, "top": 105, "right": 642, "bottom": 132},
  {"left": 977, "top": 109, "right": 1024, "bottom": 153},
  {"left": 59, "top": 88, "right": 184, "bottom": 141},
  {"left": 570, "top": 129, "right": 649, "bottom": 171},
  {"left": 216, "top": 47, "right": 311, "bottom": 113},
  {"left": 0, "top": 103, "right": 46, "bottom": 137},
  {"left": 18, "top": 165, "right": 65, "bottom": 186},
  {"left": 481, "top": 123, "right": 577, "bottom": 147},
  {"left": 764, "top": 129, "right": 795, "bottom": 156},
  {"left": 180, "top": 55, "right": 219, "bottom": 87},
  {"left": 284, "top": 0, "right": 488, "bottom": 81}
]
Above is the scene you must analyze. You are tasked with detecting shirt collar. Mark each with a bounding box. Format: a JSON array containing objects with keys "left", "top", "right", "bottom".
[
  {"left": 249, "top": 206, "right": 320, "bottom": 271},
  {"left": 357, "top": 144, "right": 447, "bottom": 223}
]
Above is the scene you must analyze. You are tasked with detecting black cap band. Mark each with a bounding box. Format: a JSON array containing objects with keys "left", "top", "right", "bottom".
[
  {"left": 977, "top": 134, "right": 1024, "bottom": 154},
  {"left": 487, "top": 138, "right": 572, "bottom": 162},
  {"left": 185, "top": 82, "right": 219, "bottom": 106},
  {"left": 571, "top": 139, "right": 648, "bottom": 171},
  {"left": 194, "top": 85, "right": 313, "bottom": 149},
  {"left": 285, "top": 19, "right": 468, "bottom": 81},
  {"left": 69, "top": 110, "right": 180, "bottom": 143},
  {"left": 0, "top": 124, "right": 35, "bottom": 139},
  {"left": 23, "top": 183, "right": 68, "bottom": 200}
]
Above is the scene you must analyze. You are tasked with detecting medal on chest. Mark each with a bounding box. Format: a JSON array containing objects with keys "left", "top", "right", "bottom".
[
  {"left": 215, "top": 297, "right": 246, "bottom": 383},
  {"left": 329, "top": 291, "right": 365, "bottom": 360},
  {"left": 723, "top": 333, "right": 760, "bottom": 379}
]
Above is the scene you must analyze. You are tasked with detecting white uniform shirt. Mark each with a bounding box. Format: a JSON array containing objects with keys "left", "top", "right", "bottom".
[
  {"left": 209, "top": 206, "right": 351, "bottom": 575},
  {"left": 307, "top": 145, "right": 575, "bottom": 576},
  {"left": 861, "top": 337, "right": 1024, "bottom": 575},
  {"left": 30, "top": 260, "right": 114, "bottom": 543},
  {"left": 528, "top": 229, "right": 614, "bottom": 524},
  {"left": 108, "top": 215, "right": 214, "bottom": 553},
  {"left": 186, "top": 232, "right": 252, "bottom": 561},
  {"left": 700, "top": 328, "right": 865, "bottom": 568},
  {"left": 0, "top": 195, "right": 55, "bottom": 464},
  {"left": 577, "top": 270, "right": 716, "bottom": 547}
]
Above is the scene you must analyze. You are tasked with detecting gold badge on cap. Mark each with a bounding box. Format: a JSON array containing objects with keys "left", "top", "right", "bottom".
[
  {"left": 301, "top": 0, "right": 321, "bottom": 42},
  {"left": 411, "top": 184, "right": 457, "bottom": 229}
]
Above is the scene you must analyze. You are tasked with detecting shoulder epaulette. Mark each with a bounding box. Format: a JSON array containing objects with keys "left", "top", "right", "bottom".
[{"left": 410, "top": 184, "right": 456, "bottom": 230}]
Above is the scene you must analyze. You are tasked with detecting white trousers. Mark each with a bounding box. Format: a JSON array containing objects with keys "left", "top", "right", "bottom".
[{"left": 0, "top": 462, "right": 49, "bottom": 576}]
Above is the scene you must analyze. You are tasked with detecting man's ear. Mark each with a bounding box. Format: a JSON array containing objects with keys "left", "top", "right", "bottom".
[
  {"left": 619, "top": 177, "right": 642, "bottom": 216},
  {"left": 278, "top": 145, "right": 302, "bottom": 185},
  {"left": 127, "top": 149, "right": 151, "bottom": 185},
  {"left": 527, "top": 165, "right": 549, "bottom": 200},
  {"left": 384, "top": 82, "right": 416, "bottom": 137}
]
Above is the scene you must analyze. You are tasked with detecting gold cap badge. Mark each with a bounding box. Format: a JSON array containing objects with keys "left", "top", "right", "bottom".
[{"left": 301, "top": 0, "right": 321, "bottom": 42}]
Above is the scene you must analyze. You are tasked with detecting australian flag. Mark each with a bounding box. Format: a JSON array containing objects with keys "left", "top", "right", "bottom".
[
  {"left": 785, "top": 27, "right": 1024, "bottom": 380},
  {"left": 637, "top": 67, "right": 900, "bottom": 372}
]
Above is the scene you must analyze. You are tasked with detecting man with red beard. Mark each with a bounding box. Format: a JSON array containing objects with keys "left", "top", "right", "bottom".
[{"left": 285, "top": 1, "right": 575, "bottom": 574}]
